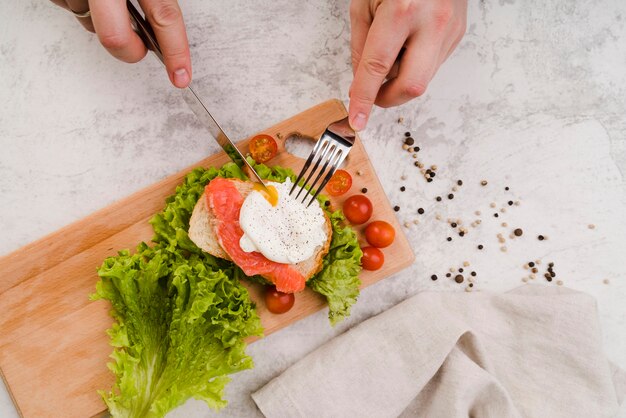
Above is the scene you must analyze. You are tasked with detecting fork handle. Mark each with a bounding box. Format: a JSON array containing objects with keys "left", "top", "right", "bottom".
[{"left": 127, "top": 1, "right": 165, "bottom": 65}]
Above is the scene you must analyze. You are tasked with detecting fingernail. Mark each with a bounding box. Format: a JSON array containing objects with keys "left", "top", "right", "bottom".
[
  {"left": 351, "top": 112, "right": 367, "bottom": 131},
  {"left": 173, "top": 68, "right": 190, "bottom": 88}
]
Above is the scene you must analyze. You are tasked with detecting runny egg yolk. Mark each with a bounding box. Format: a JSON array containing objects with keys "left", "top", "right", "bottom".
[{"left": 253, "top": 183, "right": 279, "bottom": 207}]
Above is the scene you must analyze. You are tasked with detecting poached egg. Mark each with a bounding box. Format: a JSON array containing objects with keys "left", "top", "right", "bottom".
[{"left": 239, "top": 178, "right": 327, "bottom": 264}]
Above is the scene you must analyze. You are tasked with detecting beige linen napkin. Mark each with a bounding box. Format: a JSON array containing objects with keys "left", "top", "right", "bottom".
[{"left": 252, "top": 285, "right": 626, "bottom": 418}]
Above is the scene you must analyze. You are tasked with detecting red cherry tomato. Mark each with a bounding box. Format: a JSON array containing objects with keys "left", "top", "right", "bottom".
[
  {"left": 264, "top": 286, "right": 295, "bottom": 314},
  {"left": 361, "top": 246, "right": 384, "bottom": 270},
  {"left": 343, "top": 195, "right": 373, "bottom": 224},
  {"left": 325, "top": 169, "right": 352, "bottom": 196},
  {"left": 249, "top": 134, "right": 278, "bottom": 163},
  {"left": 365, "top": 221, "right": 396, "bottom": 248}
]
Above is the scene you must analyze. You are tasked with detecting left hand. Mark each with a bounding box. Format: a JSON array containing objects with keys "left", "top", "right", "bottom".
[{"left": 348, "top": 0, "right": 467, "bottom": 131}]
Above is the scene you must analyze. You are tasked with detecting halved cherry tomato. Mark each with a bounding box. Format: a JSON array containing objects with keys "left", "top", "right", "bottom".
[
  {"left": 361, "top": 246, "right": 384, "bottom": 270},
  {"left": 249, "top": 134, "right": 278, "bottom": 163},
  {"left": 343, "top": 195, "right": 373, "bottom": 224},
  {"left": 325, "top": 169, "right": 352, "bottom": 196},
  {"left": 265, "top": 286, "right": 295, "bottom": 314},
  {"left": 365, "top": 221, "right": 395, "bottom": 248}
]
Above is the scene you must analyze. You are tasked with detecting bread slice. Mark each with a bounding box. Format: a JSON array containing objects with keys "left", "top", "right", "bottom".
[{"left": 188, "top": 178, "right": 332, "bottom": 281}]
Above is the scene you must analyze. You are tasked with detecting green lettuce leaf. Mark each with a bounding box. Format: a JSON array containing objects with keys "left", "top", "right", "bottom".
[
  {"left": 308, "top": 211, "right": 363, "bottom": 325},
  {"left": 92, "top": 244, "right": 261, "bottom": 417}
]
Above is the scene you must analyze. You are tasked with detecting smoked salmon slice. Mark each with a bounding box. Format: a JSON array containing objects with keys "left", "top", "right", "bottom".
[{"left": 205, "top": 178, "right": 306, "bottom": 293}]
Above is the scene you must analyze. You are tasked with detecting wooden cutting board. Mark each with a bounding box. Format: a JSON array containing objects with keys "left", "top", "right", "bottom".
[{"left": 0, "top": 99, "right": 415, "bottom": 418}]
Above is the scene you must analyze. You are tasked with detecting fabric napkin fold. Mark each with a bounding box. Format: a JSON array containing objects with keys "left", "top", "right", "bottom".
[{"left": 252, "top": 285, "right": 626, "bottom": 418}]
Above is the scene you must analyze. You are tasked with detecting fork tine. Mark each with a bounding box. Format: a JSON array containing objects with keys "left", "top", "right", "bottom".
[
  {"left": 295, "top": 139, "right": 331, "bottom": 200},
  {"left": 301, "top": 144, "right": 338, "bottom": 204},
  {"left": 290, "top": 135, "right": 325, "bottom": 195},
  {"left": 307, "top": 149, "right": 343, "bottom": 207}
]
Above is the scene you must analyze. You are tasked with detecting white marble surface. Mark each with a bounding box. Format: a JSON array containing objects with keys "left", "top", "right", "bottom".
[{"left": 1, "top": 0, "right": 626, "bottom": 416}]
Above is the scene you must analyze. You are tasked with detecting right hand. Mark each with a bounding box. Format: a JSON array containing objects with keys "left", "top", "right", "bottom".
[{"left": 49, "top": 0, "right": 192, "bottom": 88}]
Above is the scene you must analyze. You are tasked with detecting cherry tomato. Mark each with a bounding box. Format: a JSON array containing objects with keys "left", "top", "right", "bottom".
[
  {"left": 249, "top": 134, "right": 278, "bottom": 163},
  {"left": 361, "top": 246, "right": 384, "bottom": 271},
  {"left": 365, "top": 220, "right": 396, "bottom": 248},
  {"left": 264, "top": 286, "right": 295, "bottom": 314},
  {"left": 325, "top": 169, "right": 352, "bottom": 196},
  {"left": 343, "top": 194, "right": 373, "bottom": 224}
]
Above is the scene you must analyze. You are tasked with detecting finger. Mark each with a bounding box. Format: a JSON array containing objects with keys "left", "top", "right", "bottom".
[
  {"left": 348, "top": 3, "right": 409, "bottom": 130},
  {"left": 349, "top": 0, "right": 372, "bottom": 76},
  {"left": 139, "top": 0, "right": 191, "bottom": 88},
  {"left": 89, "top": 0, "right": 147, "bottom": 63},
  {"left": 374, "top": 31, "right": 442, "bottom": 108},
  {"left": 66, "top": 0, "right": 95, "bottom": 32}
]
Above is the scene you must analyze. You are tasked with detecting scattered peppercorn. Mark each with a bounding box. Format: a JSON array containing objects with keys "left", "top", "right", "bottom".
[
  {"left": 538, "top": 235, "right": 545, "bottom": 241},
  {"left": 469, "top": 283, "right": 474, "bottom": 288},
  {"left": 448, "top": 193, "right": 454, "bottom": 199},
  {"left": 417, "top": 208, "right": 425, "bottom": 214},
  {"left": 459, "top": 231, "right": 465, "bottom": 237},
  {"left": 528, "top": 262, "right": 535, "bottom": 267},
  {"left": 494, "top": 213, "right": 499, "bottom": 218},
  {"left": 427, "top": 178, "right": 433, "bottom": 183},
  {"left": 394, "top": 206, "right": 400, "bottom": 212},
  {"left": 436, "top": 196, "right": 442, "bottom": 202},
  {"left": 447, "top": 237, "right": 452, "bottom": 242},
  {"left": 481, "top": 180, "right": 488, "bottom": 186},
  {"left": 505, "top": 186, "right": 510, "bottom": 191},
  {"left": 431, "top": 274, "right": 438, "bottom": 281},
  {"left": 404, "top": 132, "right": 411, "bottom": 137},
  {"left": 400, "top": 186, "right": 406, "bottom": 192},
  {"left": 458, "top": 268, "right": 464, "bottom": 273},
  {"left": 508, "top": 201, "right": 514, "bottom": 206},
  {"left": 405, "top": 137, "right": 415, "bottom": 146},
  {"left": 548, "top": 262, "right": 554, "bottom": 267},
  {"left": 531, "top": 267, "right": 538, "bottom": 273},
  {"left": 470, "top": 271, "right": 476, "bottom": 277},
  {"left": 451, "top": 222, "right": 457, "bottom": 228},
  {"left": 361, "top": 187, "right": 368, "bottom": 193},
  {"left": 457, "top": 180, "right": 463, "bottom": 186},
  {"left": 478, "top": 244, "right": 484, "bottom": 250},
  {"left": 429, "top": 172, "right": 436, "bottom": 178},
  {"left": 455, "top": 275, "right": 464, "bottom": 284},
  {"left": 514, "top": 228, "right": 523, "bottom": 237},
  {"left": 324, "top": 200, "right": 331, "bottom": 207}
]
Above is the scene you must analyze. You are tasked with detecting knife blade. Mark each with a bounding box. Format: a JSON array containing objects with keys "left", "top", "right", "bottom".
[{"left": 126, "top": 1, "right": 267, "bottom": 187}]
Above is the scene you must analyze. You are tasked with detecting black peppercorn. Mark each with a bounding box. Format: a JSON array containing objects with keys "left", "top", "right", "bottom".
[
  {"left": 431, "top": 274, "right": 438, "bottom": 281},
  {"left": 514, "top": 228, "right": 523, "bottom": 237},
  {"left": 405, "top": 137, "right": 415, "bottom": 146},
  {"left": 436, "top": 196, "right": 442, "bottom": 202},
  {"left": 394, "top": 206, "right": 400, "bottom": 212},
  {"left": 427, "top": 178, "right": 433, "bottom": 183},
  {"left": 471, "top": 271, "right": 476, "bottom": 277},
  {"left": 505, "top": 186, "right": 510, "bottom": 191},
  {"left": 361, "top": 187, "right": 368, "bottom": 193},
  {"left": 459, "top": 231, "right": 465, "bottom": 237},
  {"left": 455, "top": 275, "right": 464, "bottom": 284},
  {"left": 478, "top": 245, "right": 484, "bottom": 250},
  {"left": 400, "top": 186, "right": 406, "bottom": 192},
  {"left": 457, "top": 180, "right": 463, "bottom": 186},
  {"left": 447, "top": 237, "right": 452, "bottom": 242},
  {"left": 451, "top": 222, "right": 457, "bottom": 228},
  {"left": 417, "top": 208, "right": 425, "bottom": 214},
  {"left": 538, "top": 235, "right": 545, "bottom": 241},
  {"left": 448, "top": 193, "right": 454, "bottom": 199}
]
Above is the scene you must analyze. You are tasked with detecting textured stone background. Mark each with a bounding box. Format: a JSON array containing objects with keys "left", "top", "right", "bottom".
[{"left": 1, "top": 0, "right": 625, "bottom": 416}]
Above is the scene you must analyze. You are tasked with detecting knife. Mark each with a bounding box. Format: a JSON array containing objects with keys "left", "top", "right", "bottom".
[{"left": 126, "top": 1, "right": 268, "bottom": 187}]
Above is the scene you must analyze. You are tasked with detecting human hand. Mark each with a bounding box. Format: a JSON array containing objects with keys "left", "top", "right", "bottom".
[
  {"left": 348, "top": 0, "right": 467, "bottom": 130},
  {"left": 49, "top": 0, "right": 191, "bottom": 88}
]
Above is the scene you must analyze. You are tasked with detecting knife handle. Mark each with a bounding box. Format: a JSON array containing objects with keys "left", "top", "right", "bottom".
[{"left": 126, "top": 1, "right": 165, "bottom": 65}]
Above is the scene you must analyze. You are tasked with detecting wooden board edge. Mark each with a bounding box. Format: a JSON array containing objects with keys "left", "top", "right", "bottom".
[{"left": 0, "top": 366, "right": 23, "bottom": 418}]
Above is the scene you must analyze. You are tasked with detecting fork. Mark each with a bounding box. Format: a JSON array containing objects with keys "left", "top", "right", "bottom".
[{"left": 290, "top": 116, "right": 356, "bottom": 207}]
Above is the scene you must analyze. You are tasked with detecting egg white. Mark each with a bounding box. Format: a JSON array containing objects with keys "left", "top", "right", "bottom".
[{"left": 239, "top": 178, "right": 327, "bottom": 264}]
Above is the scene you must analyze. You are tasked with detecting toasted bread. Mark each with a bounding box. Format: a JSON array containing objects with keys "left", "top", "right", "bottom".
[{"left": 188, "top": 178, "right": 332, "bottom": 281}]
